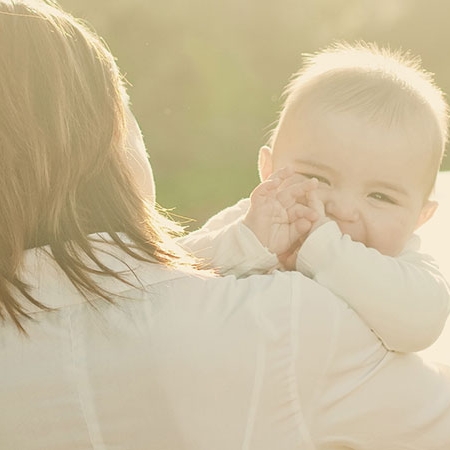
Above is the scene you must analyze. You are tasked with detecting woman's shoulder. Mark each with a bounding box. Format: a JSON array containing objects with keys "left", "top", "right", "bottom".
[{"left": 156, "top": 268, "right": 351, "bottom": 330}]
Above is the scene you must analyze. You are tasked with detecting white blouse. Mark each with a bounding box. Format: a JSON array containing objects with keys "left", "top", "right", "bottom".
[
  {"left": 180, "top": 198, "right": 449, "bottom": 353},
  {"left": 2, "top": 238, "right": 450, "bottom": 449}
]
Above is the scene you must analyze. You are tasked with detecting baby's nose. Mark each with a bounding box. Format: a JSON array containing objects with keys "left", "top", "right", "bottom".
[{"left": 324, "top": 194, "right": 359, "bottom": 222}]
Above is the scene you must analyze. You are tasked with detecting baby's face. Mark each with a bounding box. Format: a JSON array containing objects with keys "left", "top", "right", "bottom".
[{"left": 263, "top": 110, "right": 437, "bottom": 256}]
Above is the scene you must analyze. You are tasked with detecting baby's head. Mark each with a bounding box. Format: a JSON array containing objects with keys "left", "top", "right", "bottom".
[{"left": 259, "top": 42, "right": 449, "bottom": 256}]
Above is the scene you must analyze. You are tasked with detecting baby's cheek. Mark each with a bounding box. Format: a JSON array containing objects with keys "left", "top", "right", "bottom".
[
  {"left": 372, "top": 221, "right": 409, "bottom": 256},
  {"left": 314, "top": 186, "right": 332, "bottom": 205}
]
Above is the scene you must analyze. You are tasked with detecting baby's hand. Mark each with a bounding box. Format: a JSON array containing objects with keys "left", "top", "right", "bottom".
[
  {"left": 305, "top": 187, "right": 330, "bottom": 231},
  {"left": 243, "top": 167, "right": 319, "bottom": 258},
  {"left": 276, "top": 181, "right": 333, "bottom": 270}
]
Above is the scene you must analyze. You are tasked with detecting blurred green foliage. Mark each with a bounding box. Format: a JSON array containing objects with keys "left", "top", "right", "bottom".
[{"left": 60, "top": 0, "right": 450, "bottom": 228}]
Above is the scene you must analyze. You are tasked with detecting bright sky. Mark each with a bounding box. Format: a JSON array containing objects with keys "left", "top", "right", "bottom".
[{"left": 417, "top": 171, "right": 450, "bottom": 364}]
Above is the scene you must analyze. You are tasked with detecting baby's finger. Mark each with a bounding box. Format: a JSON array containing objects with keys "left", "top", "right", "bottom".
[
  {"left": 285, "top": 176, "right": 319, "bottom": 192},
  {"left": 250, "top": 178, "right": 281, "bottom": 202},
  {"left": 287, "top": 203, "right": 319, "bottom": 223},
  {"left": 277, "top": 172, "right": 321, "bottom": 191},
  {"left": 267, "top": 165, "right": 295, "bottom": 182},
  {"left": 293, "top": 217, "right": 314, "bottom": 236},
  {"left": 276, "top": 173, "right": 309, "bottom": 190},
  {"left": 306, "top": 189, "right": 325, "bottom": 216},
  {"left": 276, "top": 179, "right": 319, "bottom": 207}
]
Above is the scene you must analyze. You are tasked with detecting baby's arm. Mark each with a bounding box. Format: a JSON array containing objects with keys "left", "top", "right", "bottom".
[
  {"left": 297, "top": 219, "right": 450, "bottom": 352},
  {"left": 179, "top": 168, "right": 318, "bottom": 276},
  {"left": 178, "top": 197, "right": 278, "bottom": 276}
]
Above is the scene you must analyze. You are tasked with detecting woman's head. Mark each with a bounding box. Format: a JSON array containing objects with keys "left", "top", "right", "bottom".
[
  {"left": 0, "top": 0, "right": 127, "bottom": 249},
  {"left": 0, "top": 0, "right": 191, "bottom": 330}
]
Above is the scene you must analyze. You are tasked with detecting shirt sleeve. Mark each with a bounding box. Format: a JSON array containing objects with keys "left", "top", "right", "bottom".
[
  {"left": 178, "top": 199, "right": 278, "bottom": 277},
  {"left": 296, "top": 221, "right": 450, "bottom": 352}
]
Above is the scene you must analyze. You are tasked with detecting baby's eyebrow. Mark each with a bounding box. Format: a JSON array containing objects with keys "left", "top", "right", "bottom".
[
  {"left": 293, "top": 159, "right": 335, "bottom": 173},
  {"left": 371, "top": 181, "right": 408, "bottom": 196}
]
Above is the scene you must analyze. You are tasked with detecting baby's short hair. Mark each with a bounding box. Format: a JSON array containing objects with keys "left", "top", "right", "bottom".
[{"left": 270, "top": 42, "right": 449, "bottom": 177}]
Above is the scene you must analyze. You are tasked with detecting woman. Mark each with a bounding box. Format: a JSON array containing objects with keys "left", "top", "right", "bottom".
[{"left": 1, "top": 1, "right": 450, "bottom": 449}]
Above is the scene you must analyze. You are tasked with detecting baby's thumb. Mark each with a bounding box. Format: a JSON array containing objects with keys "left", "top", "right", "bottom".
[{"left": 307, "top": 189, "right": 325, "bottom": 216}]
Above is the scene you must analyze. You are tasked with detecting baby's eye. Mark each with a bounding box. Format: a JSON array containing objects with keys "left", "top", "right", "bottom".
[
  {"left": 369, "top": 192, "right": 397, "bottom": 204},
  {"left": 302, "top": 173, "right": 330, "bottom": 185}
]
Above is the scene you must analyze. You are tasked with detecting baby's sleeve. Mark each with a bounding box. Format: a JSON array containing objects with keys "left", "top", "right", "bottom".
[
  {"left": 296, "top": 221, "right": 450, "bottom": 352},
  {"left": 178, "top": 199, "right": 278, "bottom": 277}
]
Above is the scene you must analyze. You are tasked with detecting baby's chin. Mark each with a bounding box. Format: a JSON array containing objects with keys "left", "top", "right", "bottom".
[
  {"left": 339, "top": 228, "right": 401, "bottom": 257},
  {"left": 366, "top": 241, "right": 403, "bottom": 257}
]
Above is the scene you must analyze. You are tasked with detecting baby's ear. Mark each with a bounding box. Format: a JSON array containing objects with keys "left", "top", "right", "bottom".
[
  {"left": 258, "top": 146, "right": 273, "bottom": 181},
  {"left": 416, "top": 200, "right": 438, "bottom": 229}
]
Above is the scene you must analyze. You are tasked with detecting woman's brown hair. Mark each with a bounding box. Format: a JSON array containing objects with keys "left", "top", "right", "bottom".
[{"left": 0, "top": 0, "right": 195, "bottom": 331}]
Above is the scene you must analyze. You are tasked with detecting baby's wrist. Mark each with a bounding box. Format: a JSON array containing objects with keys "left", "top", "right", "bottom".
[{"left": 310, "top": 215, "right": 330, "bottom": 233}]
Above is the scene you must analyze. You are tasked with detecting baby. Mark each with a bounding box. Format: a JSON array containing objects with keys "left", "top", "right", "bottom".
[{"left": 180, "top": 42, "right": 450, "bottom": 353}]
